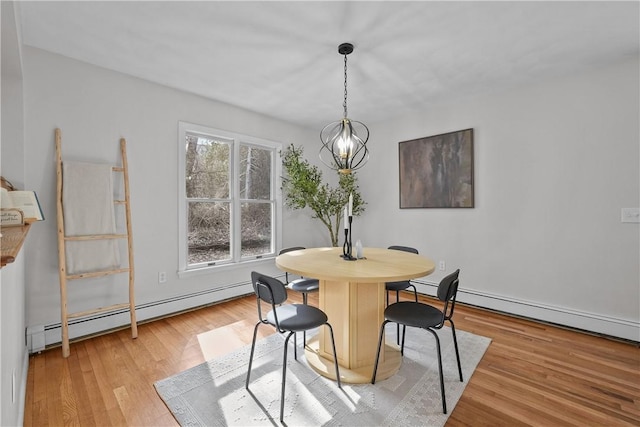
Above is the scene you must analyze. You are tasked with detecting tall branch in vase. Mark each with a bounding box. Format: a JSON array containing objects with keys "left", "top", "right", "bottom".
[{"left": 281, "top": 144, "right": 365, "bottom": 247}]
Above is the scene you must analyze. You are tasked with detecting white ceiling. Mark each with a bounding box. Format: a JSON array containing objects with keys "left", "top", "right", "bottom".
[{"left": 17, "top": 1, "right": 640, "bottom": 130}]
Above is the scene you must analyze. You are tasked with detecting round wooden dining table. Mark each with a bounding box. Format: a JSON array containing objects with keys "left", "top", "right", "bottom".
[{"left": 276, "top": 247, "right": 435, "bottom": 383}]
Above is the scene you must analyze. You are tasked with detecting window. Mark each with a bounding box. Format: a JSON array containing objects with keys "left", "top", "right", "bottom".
[{"left": 178, "top": 122, "right": 281, "bottom": 272}]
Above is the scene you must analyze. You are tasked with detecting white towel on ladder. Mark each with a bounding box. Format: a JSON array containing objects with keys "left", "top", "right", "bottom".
[{"left": 63, "top": 161, "right": 120, "bottom": 275}]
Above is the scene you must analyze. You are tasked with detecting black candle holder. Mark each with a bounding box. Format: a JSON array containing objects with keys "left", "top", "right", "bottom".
[{"left": 341, "top": 216, "right": 356, "bottom": 261}]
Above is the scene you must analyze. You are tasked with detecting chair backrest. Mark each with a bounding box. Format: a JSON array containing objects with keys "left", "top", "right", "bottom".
[
  {"left": 278, "top": 247, "right": 306, "bottom": 282},
  {"left": 437, "top": 269, "right": 460, "bottom": 321},
  {"left": 279, "top": 246, "right": 305, "bottom": 255},
  {"left": 251, "top": 271, "right": 288, "bottom": 305},
  {"left": 385, "top": 246, "right": 419, "bottom": 287},
  {"left": 437, "top": 269, "right": 460, "bottom": 301},
  {"left": 388, "top": 245, "right": 419, "bottom": 254}
]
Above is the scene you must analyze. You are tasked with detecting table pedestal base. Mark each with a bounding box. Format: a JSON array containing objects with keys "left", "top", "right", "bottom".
[{"left": 304, "top": 336, "right": 402, "bottom": 384}]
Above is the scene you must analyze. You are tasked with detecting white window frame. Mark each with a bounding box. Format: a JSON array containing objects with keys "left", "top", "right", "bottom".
[{"left": 177, "top": 121, "right": 282, "bottom": 275}]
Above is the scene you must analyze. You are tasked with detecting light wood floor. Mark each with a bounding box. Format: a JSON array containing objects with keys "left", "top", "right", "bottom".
[{"left": 25, "top": 291, "right": 639, "bottom": 426}]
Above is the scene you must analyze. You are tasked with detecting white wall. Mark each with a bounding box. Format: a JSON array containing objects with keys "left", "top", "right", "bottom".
[
  {"left": 1, "top": 2, "right": 28, "bottom": 426},
  {"left": 357, "top": 57, "right": 640, "bottom": 340},
  {"left": 21, "top": 46, "right": 320, "bottom": 346},
  {"left": 18, "top": 42, "right": 640, "bottom": 348}
]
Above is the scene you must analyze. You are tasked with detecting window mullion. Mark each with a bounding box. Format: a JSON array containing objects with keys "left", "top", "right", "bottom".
[
  {"left": 231, "top": 139, "right": 241, "bottom": 262},
  {"left": 270, "top": 149, "right": 277, "bottom": 255}
]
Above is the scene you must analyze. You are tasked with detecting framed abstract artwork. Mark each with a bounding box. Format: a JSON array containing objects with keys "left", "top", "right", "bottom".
[{"left": 399, "top": 128, "right": 474, "bottom": 208}]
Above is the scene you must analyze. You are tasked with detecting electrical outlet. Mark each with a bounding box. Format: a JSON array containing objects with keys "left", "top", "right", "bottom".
[
  {"left": 158, "top": 271, "right": 167, "bottom": 283},
  {"left": 621, "top": 208, "right": 640, "bottom": 223},
  {"left": 439, "top": 260, "right": 446, "bottom": 271}
]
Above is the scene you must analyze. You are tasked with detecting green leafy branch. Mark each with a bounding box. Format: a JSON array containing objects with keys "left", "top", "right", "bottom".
[{"left": 281, "top": 144, "right": 365, "bottom": 246}]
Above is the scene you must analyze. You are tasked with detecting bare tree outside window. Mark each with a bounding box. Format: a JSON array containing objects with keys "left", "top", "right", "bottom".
[
  {"left": 185, "top": 134, "right": 231, "bottom": 264},
  {"left": 183, "top": 129, "right": 276, "bottom": 267},
  {"left": 239, "top": 145, "right": 272, "bottom": 257}
]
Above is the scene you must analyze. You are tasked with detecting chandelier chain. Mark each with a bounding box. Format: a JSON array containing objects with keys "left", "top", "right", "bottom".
[{"left": 343, "top": 53, "right": 348, "bottom": 118}]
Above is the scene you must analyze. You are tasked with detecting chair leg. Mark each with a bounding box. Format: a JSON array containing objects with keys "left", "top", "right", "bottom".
[
  {"left": 449, "top": 319, "right": 463, "bottom": 382},
  {"left": 302, "top": 292, "right": 308, "bottom": 345},
  {"left": 325, "top": 323, "right": 342, "bottom": 388},
  {"left": 427, "top": 328, "right": 447, "bottom": 414},
  {"left": 397, "top": 285, "right": 418, "bottom": 347},
  {"left": 410, "top": 284, "right": 418, "bottom": 302},
  {"left": 293, "top": 332, "right": 298, "bottom": 360},
  {"left": 371, "top": 320, "right": 389, "bottom": 384},
  {"left": 280, "top": 331, "right": 295, "bottom": 422},
  {"left": 245, "top": 322, "right": 261, "bottom": 389},
  {"left": 400, "top": 324, "right": 407, "bottom": 356},
  {"left": 396, "top": 290, "right": 401, "bottom": 345}
]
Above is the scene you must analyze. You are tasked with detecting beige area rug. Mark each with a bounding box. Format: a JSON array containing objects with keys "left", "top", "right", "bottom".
[{"left": 155, "top": 324, "right": 491, "bottom": 426}]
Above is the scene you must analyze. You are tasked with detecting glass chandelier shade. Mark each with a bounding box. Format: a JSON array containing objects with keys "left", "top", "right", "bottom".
[{"left": 319, "top": 43, "right": 369, "bottom": 174}]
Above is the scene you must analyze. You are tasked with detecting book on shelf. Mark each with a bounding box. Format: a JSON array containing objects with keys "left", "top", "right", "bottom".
[{"left": 0, "top": 187, "right": 44, "bottom": 224}]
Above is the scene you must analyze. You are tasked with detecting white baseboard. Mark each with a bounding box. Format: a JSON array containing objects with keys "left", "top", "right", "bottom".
[
  {"left": 413, "top": 280, "right": 640, "bottom": 342},
  {"left": 32, "top": 276, "right": 639, "bottom": 351},
  {"left": 37, "top": 280, "right": 255, "bottom": 351}
]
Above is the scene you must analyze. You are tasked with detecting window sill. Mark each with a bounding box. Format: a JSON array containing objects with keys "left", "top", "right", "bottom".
[{"left": 177, "top": 256, "right": 276, "bottom": 279}]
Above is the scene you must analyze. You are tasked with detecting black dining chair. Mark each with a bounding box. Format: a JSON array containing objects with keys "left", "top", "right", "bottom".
[
  {"left": 245, "top": 271, "right": 341, "bottom": 422},
  {"left": 371, "top": 269, "right": 463, "bottom": 414},
  {"left": 279, "top": 247, "right": 320, "bottom": 304},
  {"left": 279, "top": 247, "right": 320, "bottom": 345},
  {"left": 385, "top": 245, "right": 419, "bottom": 344}
]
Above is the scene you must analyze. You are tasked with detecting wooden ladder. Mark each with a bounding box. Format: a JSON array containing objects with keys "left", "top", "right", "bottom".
[{"left": 55, "top": 128, "right": 137, "bottom": 357}]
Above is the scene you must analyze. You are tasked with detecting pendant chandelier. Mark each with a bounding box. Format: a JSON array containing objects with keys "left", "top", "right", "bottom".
[{"left": 319, "top": 43, "right": 369, "bottom": 174}]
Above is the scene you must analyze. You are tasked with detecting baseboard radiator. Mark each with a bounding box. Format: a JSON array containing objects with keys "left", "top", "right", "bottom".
[
  {"left": 413, "top": 279, "right": 639, "bottom": 343},
  {"left": 29, "top": 278, "right": 257, "bottom": 353},
  {"left": 27, "top": 276, "right": 639, "bottom": 353}
]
